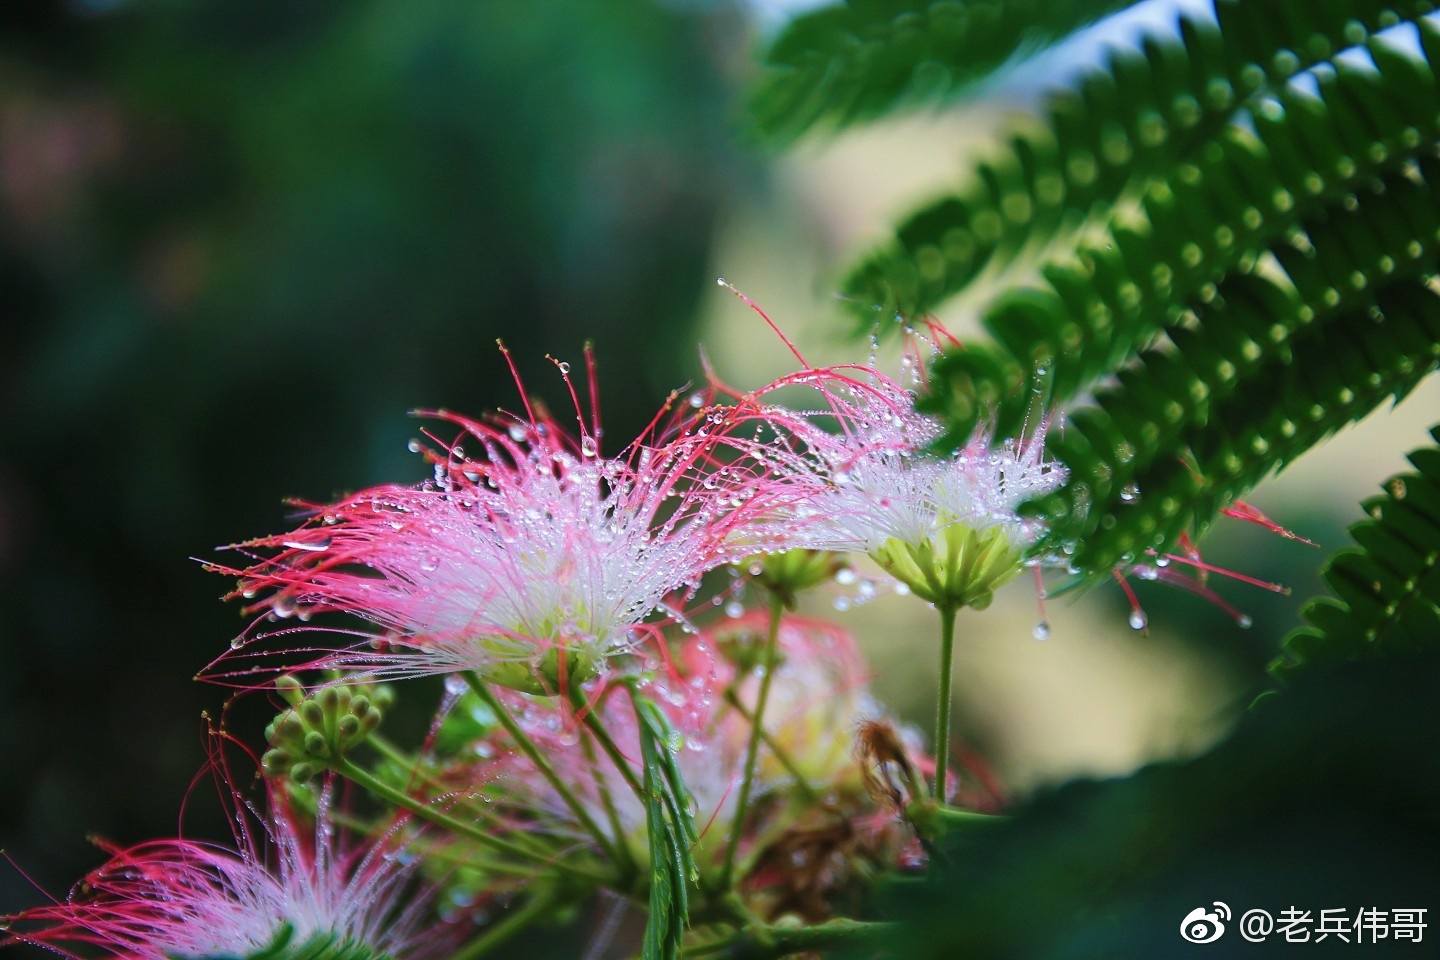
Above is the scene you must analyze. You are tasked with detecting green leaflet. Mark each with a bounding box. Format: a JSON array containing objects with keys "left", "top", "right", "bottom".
[
  {"left": 634, "top": 695, "right": 699, "bottom": 960},
  {"left": 1272, "top": 424, "right": 1440, "bottom": 680},
  {"left": 749, "top": 0, "right": 1142, "bottom": 145}
]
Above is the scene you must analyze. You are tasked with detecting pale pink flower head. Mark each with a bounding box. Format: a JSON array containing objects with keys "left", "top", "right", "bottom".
[
  {"left": 729, "top": 361, "right": 1066, "bottom": 609},
  {"left": 453, "top": 615, "right": 900, "bottom": 863},
  {"left": 211, "top": 351, "right": 767, "bottom": 694},
  {"left": 707, "top": 611, "right": 880, "bottom": 791},
  {"left": 457, "top": 640, "right": 746, "bottom": 862},
  {"left": 3, "top": 780, "right": 441, "bottom": 960}
]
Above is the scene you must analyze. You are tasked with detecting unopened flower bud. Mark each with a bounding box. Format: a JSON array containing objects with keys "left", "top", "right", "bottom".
[
  {"left": 300, "top": 700, "right": 325, "bottom": 730},
  {"left": 275, "top": 674, "right": 305, "bottom": 708},
  {"left": 261, "top": 748, "right": 291, "bottom": 776}
]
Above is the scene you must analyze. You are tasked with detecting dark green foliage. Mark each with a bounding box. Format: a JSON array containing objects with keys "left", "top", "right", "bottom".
[
  {"left": 856, "top": 651, "right": 1440, "bottom": 959},
  {"left": 749, "top": 0, "right": 1142, "bottom": 144},
  {"left": 634, "top": 695, "right": 699, "bottom": 960},
  {"left": 1273, "top": 425, "right": 1440, "bottom": 679}
]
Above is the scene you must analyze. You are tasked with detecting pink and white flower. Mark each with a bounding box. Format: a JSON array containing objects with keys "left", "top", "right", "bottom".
[
  {"left": 723, "top": 363, "right": 1066, "bottom": 609},
  {"left": 459, "top": 640, "right": 746, "bottom": 855},
  {"left": 448, "top": 613, "right": 903, "bottom": 873},
  {"left": 210, "top": 353, "right": 769, "bottom": 693},
  {"left": 3, "top": 781, "right": 440, "bottom": 960}
]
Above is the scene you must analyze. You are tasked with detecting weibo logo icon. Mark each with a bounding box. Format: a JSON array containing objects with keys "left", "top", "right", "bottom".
[{"left": 1180, "top": 902, "right": 1231, "bottom": 943}]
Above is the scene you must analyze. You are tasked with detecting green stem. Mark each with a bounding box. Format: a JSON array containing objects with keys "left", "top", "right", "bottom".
[
  {"left": 933, "top": 805, "right": 1004, "bottom": 826},
  {"left": 720, "top": 592, "right": 785, "bottom": 888},
  {"left": 720, "top": 690, "right": 820, "bottom": 803},
  {"left": 446, "top": 889, "right": 560, "bottom": 960},
  {"left": 365, "top": 734, "right": 468, "bottom": 801},
  {"left": 333, "top": 757, "right": 610, "bottom": 886},
  {"left": 933, "top": 603, "right": 958, "bottom": 803},
  {"left": 677, "top": 918, "right": 898, "bottom": 960},
  {"left": 463, "top": 671, "right": 628, "bottom": 872},
  {"left": 759, "top": 918, "right": 899, "bottom": 956},
  {"left": 569, "top": 683, "right": 647, "bottom": 801},
  {"left": 579, "top": 714, "right": 640, "bottom": 882},
  {"left": 906, "top": 799, "right": 1006, "bottom": 841},
  {"left": 362, "top": 734, "right": 563, "bottom": 861}
]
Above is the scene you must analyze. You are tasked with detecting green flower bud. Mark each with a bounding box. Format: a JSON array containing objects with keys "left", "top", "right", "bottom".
[
  {"left": 275, "top": 674, "right": 305, "bottom": 708},
  {"left": 303, "top": 730, "right": 330, "bottom": 759},
  {"left": 300, "top": 700, "right": 325, "bottom": 730}
]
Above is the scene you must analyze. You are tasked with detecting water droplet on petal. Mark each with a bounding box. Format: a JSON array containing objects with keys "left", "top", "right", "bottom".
[
  {"left": 1237, "top": 615, "right": 1253, "bottom": 629},
  {"left": 283, "top": 537, "right": 332, "bottom": 552},
  {"left": 1128, "top": 610, "right": 1148, "bottom": 631},
  {"left": 557, "top": 361, "right": 571, "bottom": 375},
  {"left": 1032, "top": 621, "right": 1051, "bottom": 641}
]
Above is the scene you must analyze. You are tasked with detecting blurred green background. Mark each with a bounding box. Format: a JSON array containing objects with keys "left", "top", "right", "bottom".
[
  {"left": 0, "top": 0, "right": 753, "bottom": 917},
  {"left": 3, "top": 0, "right": 1437, "bottom": 951}
]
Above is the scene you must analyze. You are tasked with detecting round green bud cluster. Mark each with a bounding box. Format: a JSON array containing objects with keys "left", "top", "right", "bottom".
[{"left": 262, "top": 676, "right": 393, "bottom": 782}]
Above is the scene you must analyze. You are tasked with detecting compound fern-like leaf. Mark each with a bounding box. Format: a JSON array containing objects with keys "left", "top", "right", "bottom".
[
  {"left": 1272, "top": 424, "right": 1440, "bottom": 680},
  {"left": 1032, "top": 161, "right": 1440, "bottom": 572}
]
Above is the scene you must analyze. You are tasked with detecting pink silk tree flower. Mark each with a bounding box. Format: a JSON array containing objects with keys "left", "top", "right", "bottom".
[
  {"left": 707, "top": 611, "right": 886, "bottom": 792},
  {"left": 2, "top": 780, "right": 441, "bottom": 960},
  {"left": 446, "top": 615, "right": 911, "bottom": 874},
  {"left": 458, "top": 640, "right": 746, "bottom": 857},
  {"left": 209, "top": 352, "right": 770, "bottom": 695},
  {"left": 724, "top": 363, "right": 1066, "bottom": 610}
]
